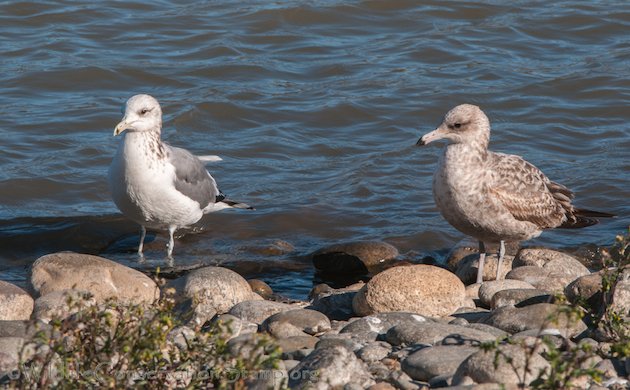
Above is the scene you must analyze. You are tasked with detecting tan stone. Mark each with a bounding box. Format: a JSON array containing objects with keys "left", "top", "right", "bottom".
[
  {"left": 0, "top": 281, "right": 34, "bottom": 320},
  {"left": 31, "top": 252, "right": 159, "bottom": 304},
  {"left": 353, "top": 265, "right": 465, "bottom": 317}
]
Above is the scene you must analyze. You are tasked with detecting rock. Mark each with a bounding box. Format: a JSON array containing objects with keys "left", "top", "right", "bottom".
[
  {"left": 276, "top": 335, "right": 319, "bottom": 357},
  {"left": 247, "top": 279, "right": 273, "bottom": 299},
  {"left": 242, "top": 240, "right": 295, "bottom": 256},
  {"left": 483, "top": 303, "right": 587, "bottom": 337},
  {"left": 312, "top": 241, "right": 399, "bottom": 275},
  {"left": 262, "top": 309, "right": 331, "bottom": 338},
  {"left": 609, "top": 268, "right": 630, "bottom": 318},
  {"left": 0, "top": 337, "right": 23, "bottom": 376},
  {"left": 506, "top": 265, "right": 576, "bottom": 293},
  {"left": 167, "top": 326, "right": 196, "bottom": 350},
  {"left": 213, "top": 313, "right": 258, "bottom": 338},
  {"left": 228, "top": 300, "right": 297, "bottom": 324},
  {"left": 356, "top": 342, "right": 391, "bottom": 363},
  {"left": 368, "top": 383, "right": 397, "bottom": 390},
  {"left": 32, "top": 289, "right": 95, "bottom": 323},
  {"left": 491, "top": 288, "right": 554, "bottom": 309},
  {"left": 453, "top": 344, "right": 550, "bottom": 385},
  {"left": 0, "top": 320, "right": 51, "bottom": 339},
  {"left": 353, "top": 265, "right": 466, "bottom": 317},
  {"left": 308, "top": 283, "right": 363, "bottom": 321},
  {"left": 455, "top": 253, "right": 515, "bottom": 284},
  {"left": 340, "top": 312, "right": 433, "bottom": 338},
  {"left": 451, "top": 307, "right": 492, "bottom": 323},
  {"left": 477, "top": 279, "right": 535, "bottom": 308},
  {"left": 402, "top": 345, "right": 479, "bottom": 381},
  {"left": 0, "top": 281, "right": 34, "bottom": 321},
  {"left": 31, "top": 252, "right": 158, "bottom": 304},
  {"left": 565, "top": 272, "right": 603, "bottom": 306},
  {"left": 288, "top": 345, "right": 375, "bottom": 389},
  {"left": 466, "top": 323, "right": 509, "bottom": 339},
  {"left": 315, "top": 334, "right": 365, "bottom": 352},
  {"left": 183, "top": 266, "right": 256, "bottom": 320},
  {"left": 385, "top": 321, "right": 498, "bottom": 347},
  {"left": 514, "top": 248, "right": 589, "bottom": 279}
]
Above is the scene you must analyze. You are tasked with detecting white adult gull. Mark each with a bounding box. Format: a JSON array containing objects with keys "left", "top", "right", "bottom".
[
  {"left": 108, "top": 94, "right": 253, "bottom": 257},
  {"left": 416, "top": 104, "right": 613, "bottom": 283}
]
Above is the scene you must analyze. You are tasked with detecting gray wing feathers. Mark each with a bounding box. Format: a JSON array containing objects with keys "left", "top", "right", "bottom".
[
  {"left": 487, "top": 152, "right": 567, "bottom": 229},
  {"left": 167, "top": 145, "right": 219, "bottom": 209}
]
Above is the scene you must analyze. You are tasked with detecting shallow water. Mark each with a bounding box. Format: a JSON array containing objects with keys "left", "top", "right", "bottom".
[{"left": 1, "top": 1, "right": 628, "bottom": 299}]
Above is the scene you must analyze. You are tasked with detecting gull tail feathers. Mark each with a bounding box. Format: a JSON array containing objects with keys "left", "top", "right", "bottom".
[
  {"left": 559, "top": 208, "right": 615, "bottom": 229},
  {"left": 220, "top": 199, "right": 254, "bottom": 210}
]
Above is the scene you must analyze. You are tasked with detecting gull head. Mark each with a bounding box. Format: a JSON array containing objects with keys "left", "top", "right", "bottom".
[
  {"left": 114, "top": 94, "right": 163, "bottom": 136},
  {"left": 417, "top": 104, "right": 490, "bottom": 146}
]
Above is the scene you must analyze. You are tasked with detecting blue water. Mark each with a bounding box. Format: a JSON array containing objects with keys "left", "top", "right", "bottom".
[{"left": 1, "top": 1, "right": 628, "bottom": 298}]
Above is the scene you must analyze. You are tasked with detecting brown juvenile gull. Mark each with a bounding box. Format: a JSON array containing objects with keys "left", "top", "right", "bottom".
[
  {"left": 109, "top": 94, "right": 253, "bottom": 257},
  {"left": 417, "top": 104, "right": 613, "bottom": 283}
]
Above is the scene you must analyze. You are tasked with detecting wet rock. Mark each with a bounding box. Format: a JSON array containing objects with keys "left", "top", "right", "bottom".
[
  {"left": 514, "top": 248, "right": 589, "bottom": 279},
  {"left": 308, "top": 283, "right": 363, "bottom": 321},
  {"left": 478, "top": 279, "right": 535, "bottom": 308},
  {"left": 32, "top": 289, "right": 95, "bottom": 323},
  {"left": 492, "top": 288, "right": 554, "bottom": 308},
  {"left": 385, "top": 321, "right": 498, "bottom": 347},
  {"left": 242, "top": 239, "right": 295, "bottom": 256},
  {"left": 455, "top": 253, "right": 515, "bottom": 284},
  {"left": 402, "top": 345, "right": 479, "bottom": 381},
  {"left": 31, "top": 252, "right": 159, "bottom": 304},
  {"left": 262, "top": 309, "right": 331, "bottom": 338},
  {"left": 340, "top": 312, "right": 433, "bottom": 339},
  {"left": 247, "top": 279, "right": 273, "bottom": 299},
  {"left": 353, "top": 265, "right": 465, "bottom": 317},
  {"left": 506, "top": 265, "right": 575, "bottom": 293},
  {"left": 453, "top": 344, "right": 550, "bottom": 386},
  {"left": 183, "top": 266, "right": 257, "bottom": 321},
  {"left": 288, "top": 345, "right": 375, "bottom": 389},
  {"left": 0, "top": 281, "right": 34, "bottom": 321},
  {"left": 483, "top": 303, "right": 587, "bottom": 337},
  {"left": 228, "top": 299, "right": 297, "bottom": 324},
  {"left": 312, "top": 241, "right": 399, "bottom": 275},
  {"left": 356, "top": 342, "right": 391, "bottom": 363}
]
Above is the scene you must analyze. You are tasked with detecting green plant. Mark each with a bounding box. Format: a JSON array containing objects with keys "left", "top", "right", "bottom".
[{"left": 9, "top": 285, "right": 284, "bottom": 389}]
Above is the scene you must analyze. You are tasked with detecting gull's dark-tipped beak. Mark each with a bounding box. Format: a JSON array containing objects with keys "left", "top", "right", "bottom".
[
  {"left": 416, "top": 137, "right": 426, "bottom": 146},
  {"left": 416, "top": 127, "right": 444, "bottom": 146},
  {"left": 113, "top": 120, "right": 129, "bottom": 136}
]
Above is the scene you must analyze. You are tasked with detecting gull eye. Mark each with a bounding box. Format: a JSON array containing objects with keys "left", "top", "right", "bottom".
[
  {"left": 454, "top": 123, "right": 462, "bottom": 129},
  {"left": 140, "top": 108, "right": 149, "bottom": 115}
]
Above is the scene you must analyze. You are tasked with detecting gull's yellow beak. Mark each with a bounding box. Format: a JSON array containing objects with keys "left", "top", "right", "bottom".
[{"left": 113, "top": 121, "right": 128, "bottom": 136}]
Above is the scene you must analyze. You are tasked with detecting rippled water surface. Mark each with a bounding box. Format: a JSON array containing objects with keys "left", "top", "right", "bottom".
[{"left": 1, "top": 1, "right": 628, "bottom": 298}]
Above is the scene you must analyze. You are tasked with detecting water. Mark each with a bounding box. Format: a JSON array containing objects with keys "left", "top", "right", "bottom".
[{"left": 1, "top": 1, "right": 628, "bottom": 299}]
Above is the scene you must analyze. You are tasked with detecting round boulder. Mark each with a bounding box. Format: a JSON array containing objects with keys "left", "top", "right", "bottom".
[
  {"left": 0, "top": 281, "right": 34, "bottom": 321},
  {"left": 353, "top": 265, "right": 466, "bottom": 317},
  {"left": 31, "top": 252, "right": 158, "bottom": 304},
  {"left": 312, "top": 241, "right": 399, "bottom": 275},
  {"left": 183, "top": 266, "right": 256, "bottom": 318}
]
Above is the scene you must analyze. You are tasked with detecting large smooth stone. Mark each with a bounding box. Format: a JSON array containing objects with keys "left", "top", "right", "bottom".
[
  {"left": 31, "top": 252, "right": 158, "bottom": 304},
  {"left": 453, "top": 344, "right": 550, "bottom": 385},
  {"left": 385, "top": 321, "right": 498, "bottom": 347},
  {"left": 0, "top": 281, "right": 34, "bottom": 321},
  {"left": 483, "top": 303, "right": 587, "bottom": 337},
  {"left": 262, "top": 309, "right": 331, "bottom": 338},
  {"left": 183, "top": 266, "right": 257, "bottom": 319},
  {"left": 402, "top": 345, "right": 479, "bottom": 381},
  {"left": 353, "top": 265, "right": 466, "bottom": 317},
  {"left": 312, "top": 241, "right": 399, "bottom": 275}
]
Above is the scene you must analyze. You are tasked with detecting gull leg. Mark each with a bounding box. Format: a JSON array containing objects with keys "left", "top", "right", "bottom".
[
  {"left": 496, "top": 240, "right": 505, "bottom": 280},
  {"left": 476, "top": 241, "right": 486, "bottom": 284},
  {"left": 167, "top": 226, "right": 176, "bottom": 258},
  {"left": 138, "top": 226, "right": 147, "bottom": 255}
]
